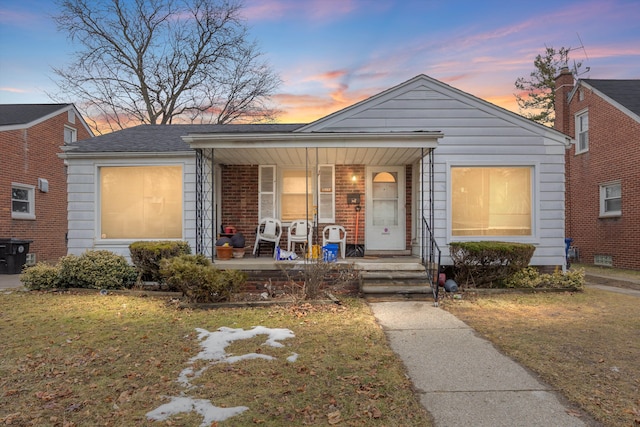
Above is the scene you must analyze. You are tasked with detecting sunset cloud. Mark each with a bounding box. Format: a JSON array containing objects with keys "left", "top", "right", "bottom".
[{"left": 1, "top": 0, "right": 637, "bottom": 130}]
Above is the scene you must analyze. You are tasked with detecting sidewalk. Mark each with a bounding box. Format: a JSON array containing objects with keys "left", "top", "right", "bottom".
[
  {"left": 0, "top": 274, "right": 22, "bottom": 289},
  {"left": 369, "top": 301, "right": 593, "bottom": 427}
]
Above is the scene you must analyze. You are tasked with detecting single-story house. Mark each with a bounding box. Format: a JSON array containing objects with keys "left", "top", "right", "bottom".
[{"left": 60, "top": 74, "right": 570, "bottom": 284}]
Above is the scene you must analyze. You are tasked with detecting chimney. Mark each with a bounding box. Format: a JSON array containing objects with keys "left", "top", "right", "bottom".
[{"left": 554, "top": 66, "right": 573, "bottom": 133}]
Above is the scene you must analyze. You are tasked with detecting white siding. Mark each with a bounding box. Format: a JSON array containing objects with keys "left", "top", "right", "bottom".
[
  {"left": 305, "top": 77, "right": 568, "bottom": 267},
  {"left": 65, "top": 155, "right": 196, "bottom": 261}
]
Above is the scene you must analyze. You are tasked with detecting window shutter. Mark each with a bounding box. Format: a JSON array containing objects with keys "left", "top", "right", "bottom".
[
  {"left": 259, "top": 165, "right": 276, "bottom": 219},
  {"left": 317, "top": 165, "right": 335, "bottom": 223}
]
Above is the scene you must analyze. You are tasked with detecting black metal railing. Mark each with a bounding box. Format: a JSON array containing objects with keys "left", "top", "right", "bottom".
[
  {"left": 421, "top": 216, "right": 441, "bottom": 306},
  {"left": 420, "top": 148, "right": 441, "bottom": 305}
]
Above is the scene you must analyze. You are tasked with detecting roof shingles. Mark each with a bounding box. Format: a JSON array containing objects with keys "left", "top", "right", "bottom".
[
  {"left": 65, "top": 123, "right": 305, "bottom": 153},
  {"left": 0, "top": 104, "right": 72, "bottom": 126},
  {"left": 582, "top": 79, "right": 640, "bottom": 118}
]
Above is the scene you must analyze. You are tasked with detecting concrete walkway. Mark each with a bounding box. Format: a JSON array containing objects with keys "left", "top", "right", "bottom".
[
  {"left": 0, "top": 274, "right": 22, "bottom": 289},
  {"left": 369, "top": 301, "right": 592, "bottom": 426}
]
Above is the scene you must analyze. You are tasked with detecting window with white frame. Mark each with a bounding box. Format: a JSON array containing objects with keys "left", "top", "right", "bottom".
[
  {"left": 317, "top": 165, "right": 335, "bottom": 223},
  {"left": 100, "top": 166, "right": 183, "bottom": 239},
  {"left": 64, "top": 125, "right": 77, "bottom": 144},
  {"left": 11, "top": 183, "right": 36, "bottom": 219},
  {"left": 258, "top": 165, "right": 335, "bottom": 223},
  {"left": 575, "top": 110, "right": 589, "bottom": 153},
  {"left": 451, "top": 166, "right": 533, "bottom": 237},
  {"left": 600, "top": 182, "right": 621, "bottom": 217},
  {"left": 281, "top": 168, "right": 313, "bottom": 222}
]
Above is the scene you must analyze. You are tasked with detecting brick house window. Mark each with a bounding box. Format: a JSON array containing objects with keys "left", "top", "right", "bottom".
[
  {"left": 99, "top": 166, "right": 183, "bottom": 239},
  {"left": 258, "top": 164, "right": 335, "bottom": 223},
  {"left": 575, "top": 110, "right": 589, "bottom": 153},
  {"left": 11, "top": 183, "right": 36, "bottom": 220},
  {"left": 64, "top": 125, "right": 77, "bottom": 144},
  {"left": 600, "top": 182, "right": 621, "bottom": 217},
  {"left": 451, "top": 166, "right": 533, "bottom": 237},
  {"left": 317, "top": 165, "right": 335, "bottom": 223},
  {"left": 281, "top": 168, "right": 313, "bottom": 222}
]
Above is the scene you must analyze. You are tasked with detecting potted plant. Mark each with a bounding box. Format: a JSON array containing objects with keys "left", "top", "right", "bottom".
[
  {"left": 216, "top": 243, "right": 233, "bottom": 260},
  {"left": 231, "top": 233, "right": 246, "bottom": 258}
]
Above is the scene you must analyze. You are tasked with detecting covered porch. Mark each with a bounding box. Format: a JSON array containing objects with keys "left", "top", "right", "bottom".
[{"left": 184, "top": 131, "right": 443, "bottom": 297}]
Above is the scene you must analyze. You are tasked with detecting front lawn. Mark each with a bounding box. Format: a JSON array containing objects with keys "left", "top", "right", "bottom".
[
  {"left": 0, "top": 291, "right": 431, "bottom": 426},
  {"left": 441, "top": 288, "right": 640, "bottom": 427}
]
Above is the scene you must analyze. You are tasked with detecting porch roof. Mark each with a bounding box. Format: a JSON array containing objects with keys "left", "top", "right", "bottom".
[{"left": 183, "top": 131, "right": 442, "bottom": 166}]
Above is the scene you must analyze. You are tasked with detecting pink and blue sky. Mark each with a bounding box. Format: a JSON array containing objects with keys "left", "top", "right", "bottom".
[{"left": 1, "top": 0, "right": 639, "bottom": 123}]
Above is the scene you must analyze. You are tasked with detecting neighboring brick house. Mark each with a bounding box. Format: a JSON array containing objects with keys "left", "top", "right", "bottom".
[
  {"left": 0, "top": 104, "right": 93, "bottom": 265},
  {"left": 555, "top": 68, "right": 640, "bottom": 270}
]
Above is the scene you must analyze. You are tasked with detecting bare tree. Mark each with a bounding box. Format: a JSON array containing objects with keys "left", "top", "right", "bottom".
[
  {"left": 51, "top": 0, "right": 281, "bottom": 134},
  {"left": 514, "top": 46, "right": 582, "bottom": 126}
]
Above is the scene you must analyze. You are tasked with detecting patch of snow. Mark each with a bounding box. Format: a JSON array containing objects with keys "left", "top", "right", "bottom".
[
  {"left": 146, "top": 396, "right": 248, "bottom": 426},
  {"left": 225, "top": 353, "right": 275, "bottom": 364},
  {"left": 148, "top": 325, "right": 296, "bottom": 424}
]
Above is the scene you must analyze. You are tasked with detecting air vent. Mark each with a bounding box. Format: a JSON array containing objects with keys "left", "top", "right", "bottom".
[{"left": 25, "top": 253, "right": 36, "bottom": 266}]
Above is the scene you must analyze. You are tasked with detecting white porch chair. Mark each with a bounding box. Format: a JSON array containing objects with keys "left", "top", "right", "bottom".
[
  {"left": 253, "top": 218, "right": 282, "bottom": 258},
  {"left": 287, "top": 220, "right": 312, "bottom": 255},
  {"left": 322, "top": 225, "right": 347, "bottom": 259}
]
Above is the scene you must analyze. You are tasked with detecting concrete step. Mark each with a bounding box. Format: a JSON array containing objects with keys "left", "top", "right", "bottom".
[
  {"left": 361, "top": 283, "right": 433, "bottom": 294},
  {"left": 360, "top": 268, "right": 434, "bottom": 295}
]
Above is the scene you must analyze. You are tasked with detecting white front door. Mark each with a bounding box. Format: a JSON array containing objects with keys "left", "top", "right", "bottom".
[{"left": 365, "top": 166, "right": 405, "bottom": 250}]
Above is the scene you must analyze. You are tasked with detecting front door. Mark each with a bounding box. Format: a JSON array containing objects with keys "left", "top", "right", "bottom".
[{"left": 365, "top": 166, "right": 405, "bottom": 250}]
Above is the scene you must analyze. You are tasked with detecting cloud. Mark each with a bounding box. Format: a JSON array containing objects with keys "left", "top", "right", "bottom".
[
  {"left": 243, "top": 0, "right": 359, "bottom": 23},
  {"left": 0, "top": 7, "right": 53, "bottom": 29},
  {"left": 0, "top": 87, "right": 29, "bottom": 94}
]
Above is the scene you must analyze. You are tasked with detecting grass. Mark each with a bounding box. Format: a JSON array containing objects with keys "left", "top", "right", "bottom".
[
  {"left": 0, "top": 290, "right": 431, "bottom": 426},
  {"left": 440, "top": 288, "right": 640, "bottom": 427}
]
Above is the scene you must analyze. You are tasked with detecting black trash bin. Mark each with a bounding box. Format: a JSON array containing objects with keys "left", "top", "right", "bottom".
[{"left": 0, "top": 238, "right": 33, "bottom": 274}]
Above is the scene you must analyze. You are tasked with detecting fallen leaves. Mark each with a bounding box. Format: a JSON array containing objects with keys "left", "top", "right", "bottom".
[
  {"left": 1, "top": 293, "right": 431, "bottom": 426},
  {"left": 327, "top": 409, "right": 341, "bottom": 424}
]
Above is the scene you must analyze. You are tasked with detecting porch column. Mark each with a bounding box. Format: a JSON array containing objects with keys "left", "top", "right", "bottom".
[{"left": 195, "top": 148, "right": 216, "bottom": 259}]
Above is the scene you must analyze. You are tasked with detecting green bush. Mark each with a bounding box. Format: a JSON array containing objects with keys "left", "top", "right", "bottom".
[
  {"left": 450, "top": 241, "right": 536, "bottom": 288},
  {"left": 129, "top": 240, "right": 192, "bottom": 282},
  {"left": 58, "top": 250, "right": 138, "bottom": 289},
  {"left": 20, "top": 262, "right": 62, "bottom": 290},
  {"left": 504, "top": 267, "right": 584, "bottom": 291},
  {"left": 159, "top": 254, "right": 246, "bottom": 303}
]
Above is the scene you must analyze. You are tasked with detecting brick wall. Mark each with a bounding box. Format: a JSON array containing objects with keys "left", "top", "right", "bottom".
[
  {"left": 218, "top": 164, "right": 412, "bottom": 252},
  {"left": 0, "top": 110, "right": 93, "bottom": 263},
  {"left": 563, "top": 85, "right": 640, "bottom": 269}
]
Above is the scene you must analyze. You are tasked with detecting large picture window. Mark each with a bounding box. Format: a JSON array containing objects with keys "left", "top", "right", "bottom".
[
  {"left": 100, "top": 166, "right": 182, "bottom": 239},
  {"left": 451, "top": 166, "right": 532, "bottom": 237}
]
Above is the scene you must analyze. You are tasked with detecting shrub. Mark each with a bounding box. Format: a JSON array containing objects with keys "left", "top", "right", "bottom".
[
  {"left": 504, "top": 266, "right": 585, "bottom": 291},
  {"left": 58, "top": 250, "right": 138, "bottom": 289},
  {"left": 129, "top": 240, "right": 192, "bottom": 282},
  {"left": 280, "top": 260, "right": 360, "bottom": 300},
  {"left": 450, "top": 241, "right": 535, "bottom": 288},
  {"left": 20, "top": 262, "right": 62, "bottom": 290},
  {"left": 159, "top": 254, "right": 247, "bottom": 303}
]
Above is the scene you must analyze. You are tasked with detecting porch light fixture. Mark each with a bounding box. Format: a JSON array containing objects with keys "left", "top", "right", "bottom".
[{"left": 351, "top": 174, "right": 357, "bottom": 183}]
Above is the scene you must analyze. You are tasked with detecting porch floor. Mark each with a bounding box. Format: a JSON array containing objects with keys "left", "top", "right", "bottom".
[{"left": 212, "top": 255, "right": 425, "bottom": 272}]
